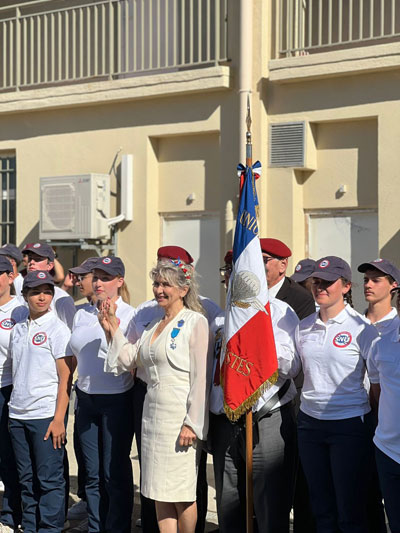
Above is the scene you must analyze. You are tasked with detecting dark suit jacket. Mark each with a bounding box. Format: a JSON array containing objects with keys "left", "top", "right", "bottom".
[
  {"left": 276, "top": 277, "right": 315, "bottom": 321},
  {"left": 276, "top": 276, "right": 316, "bottom": 396}
]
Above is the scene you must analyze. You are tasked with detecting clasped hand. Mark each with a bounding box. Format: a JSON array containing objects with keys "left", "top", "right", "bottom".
[
  {"left": 179, "top": 425, "right": 197, "bottom": 447},
  {"left": 98, "top": 298, "right": 119, "bottom": 340}
]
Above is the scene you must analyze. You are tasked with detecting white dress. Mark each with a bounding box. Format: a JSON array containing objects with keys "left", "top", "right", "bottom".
[{"left": 106, "top": 308, "right": 210, "bottom": 502}]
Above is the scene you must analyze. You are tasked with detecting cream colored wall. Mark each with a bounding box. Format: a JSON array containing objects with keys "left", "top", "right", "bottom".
[
  {"left": 157, "top": 132, "right": 220, "bottom": 213},
  {"left": 303, "top": 119, "right": 378, "bottom": 210},
  {"left": 0, "top": 92, "right": 232, "bottom": 306},
  {"left": 264, "top": 66, "right": 400, "bottom": 269}
]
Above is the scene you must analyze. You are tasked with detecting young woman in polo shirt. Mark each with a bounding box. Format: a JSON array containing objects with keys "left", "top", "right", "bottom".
[
  {"left": 8, "top": 271, "right": 73, "bottom": 533},
  {"left": 296, "top": 257, "right": 379, "bottom": 533},
  {"left": 69, "top": 257, "right": 135, "bottom": 533}
]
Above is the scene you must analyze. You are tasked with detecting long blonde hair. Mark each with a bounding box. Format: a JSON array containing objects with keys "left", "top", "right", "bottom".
[
  {"left": 150, "top": 260, "right": 205, "bottom": 315},
  {"left": 118, "top": 280, "right": 130, "bottom": 304}
]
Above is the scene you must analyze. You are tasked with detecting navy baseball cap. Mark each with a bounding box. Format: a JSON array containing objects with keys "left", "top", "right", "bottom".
[
  {"left": 311, "top": 256, "right": 352, "bottom": 282},
  {"left": 69, "top": 257, "right": 99, "bottom": 275},
  {"left": 93, "top": 256, "right": 125, "bottom": 277},
  {"left": 22, "top": 242, "right": 55, "bottom": 262},
  {"left": 358, "top": 259, "right": 400, "bottom": 284},
  {"left": 0, "top": 256, "right": 13, "bottom": 273},
  {"left": 23, "top": 271, "right": 55, "bottom": 290},
  {"left": 0, "top": 244, "right": 23, "bottom": 264},
  {"left": 291, "top": 259, "right": 316, "bottom": 283}
]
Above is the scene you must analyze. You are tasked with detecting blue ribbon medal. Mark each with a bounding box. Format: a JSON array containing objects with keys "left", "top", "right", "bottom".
[{"left": 170, "top": 320, "right": 185, "bottom": 349}]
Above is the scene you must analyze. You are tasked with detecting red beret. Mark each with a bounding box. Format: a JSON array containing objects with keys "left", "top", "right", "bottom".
[
  {"left": 259, "top": 238, "right": 292, "bottom": 258},
  {"left": 157, "top": 246, "right": 194, "bottom": 265},
  {"left": 224, "top": 250, "right": 233, "bottom": 265}
]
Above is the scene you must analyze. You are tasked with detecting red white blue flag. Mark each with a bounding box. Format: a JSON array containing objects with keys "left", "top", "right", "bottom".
[{"left": 221, "top": 162, "right": 278, "bottom": 420}]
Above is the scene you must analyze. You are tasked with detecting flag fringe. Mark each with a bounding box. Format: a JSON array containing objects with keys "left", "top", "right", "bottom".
[{"left": 223, "top": 369, "right": 279, "bottom": 422}]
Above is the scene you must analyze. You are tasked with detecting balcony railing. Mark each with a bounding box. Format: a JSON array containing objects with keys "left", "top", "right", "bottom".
[
  {"left": 0, "top": 0, "right": 228, "bottom": 92},
  {"left": 276, "top": 0, "right": 400, "bottom": 57}
]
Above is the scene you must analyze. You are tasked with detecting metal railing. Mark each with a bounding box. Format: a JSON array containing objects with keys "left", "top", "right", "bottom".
[
  {"left": 0, "top": 0, "right": 228, "bottom": 91},
  {"left": 277, "top": 0, "right": 400, "bottom": 57}
]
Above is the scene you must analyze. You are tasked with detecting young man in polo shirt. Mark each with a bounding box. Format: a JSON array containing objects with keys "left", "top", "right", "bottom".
[
  {"left": 8, "top": 271, "right": 73, "bottom": 533},
  {"left": 22, "top": 243, "right": 76, "bottom": 330},
  {"left": 358, "top": 258, "right": 400, "bottom": 335}
]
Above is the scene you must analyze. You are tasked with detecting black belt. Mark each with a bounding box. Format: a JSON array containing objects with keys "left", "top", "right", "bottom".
[
  {"left": 254, "top": 378, "right": 291, "bottom": 422},
  {"left": 233, "top": 379, "right": 292, "bottom": 426}
]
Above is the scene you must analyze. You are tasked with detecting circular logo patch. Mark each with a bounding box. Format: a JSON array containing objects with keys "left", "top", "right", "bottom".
[
  {"left": 319, "top": 260, "right": 330, "bottom": 269},
  {"left": 102, "top": 258, "right": 112, "bottom": 264},
  {"left": 333, "top": 331, "right": 352, "bottom": 348},
  {"left": 295, "top": 264, "right": 302, "bottom": 272},
  {"left": 36, "top": 272, "right": 47, "bottom": 279},
  {"left": 0, "top": 318, "right": 16, "bottom": 330},
  {"left": 33, "top": 243, "right": 41, "bottom": 249},
  {"left": 373, "top": 258, "right": 383, "bottom": 263},
  {"left": 32, "top": 332, "right": 47, "bottom": 346}
]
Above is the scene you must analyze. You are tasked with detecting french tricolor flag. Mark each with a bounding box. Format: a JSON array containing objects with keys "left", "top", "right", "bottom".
[{"left": 221, "top": 162, "right": 278, "bottom": 421}]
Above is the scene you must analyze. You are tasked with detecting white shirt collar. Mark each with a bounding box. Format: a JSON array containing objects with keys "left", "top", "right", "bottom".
[
  {"left": 268, "top": 277, "right": 285, "bottom": 300},
  {"left": 27, "top": 309, "right": 56, "bottom": 327}
]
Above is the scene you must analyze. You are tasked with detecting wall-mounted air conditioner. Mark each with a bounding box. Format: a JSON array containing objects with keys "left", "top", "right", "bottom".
[
  {"left": 40, "top": 174, "right": 110, "bottom": 240},
  {"left": 269, "top": 121, "right": 316, "bottom": 170}
]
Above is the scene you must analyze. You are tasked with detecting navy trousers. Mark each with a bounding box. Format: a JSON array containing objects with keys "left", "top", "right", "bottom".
[
  {"left": 375, "top": 446, "right": 400, "bottom": 533},
  {"left": 9, "top": 417, "right": 65, "bottom": 533},
  {"left": 298, "top": 411, "right": 374, "bottom": 533},
  {"left": 210, "top": 402, "right": 297, "bottom": 533},
  {"left": 75, "top": 387, "right": 134, "bottom": 533},
  {"left": 0, "top": 385, "right": 21, "bottom": 528}
]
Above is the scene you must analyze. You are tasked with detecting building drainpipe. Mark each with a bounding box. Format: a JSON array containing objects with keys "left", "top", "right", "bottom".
[{"left": 225, "top": 0, "right": 253, "bottom": 254}]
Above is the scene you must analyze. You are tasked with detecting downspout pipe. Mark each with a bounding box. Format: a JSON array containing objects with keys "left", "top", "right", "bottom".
[
  {"left": 225, "top": 0, "right": 253, "bottom": 253},
  {"left": 238, "top": 0, "right": 253, "bottom": 164}
]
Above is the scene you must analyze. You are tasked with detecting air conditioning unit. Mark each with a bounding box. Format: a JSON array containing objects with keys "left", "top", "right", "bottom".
[{"left": 40, "top": 174, "right": 110, "bottom": 240}]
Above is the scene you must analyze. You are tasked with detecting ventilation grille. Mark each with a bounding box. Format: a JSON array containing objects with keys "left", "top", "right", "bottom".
[
  {"left": 269, "top": 122, "right": 305, "bottom": 168},
  {"left": 41, "top": 184, "right": 75, "bottom": 232}
]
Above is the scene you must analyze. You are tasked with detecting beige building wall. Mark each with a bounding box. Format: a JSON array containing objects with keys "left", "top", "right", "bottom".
[{"left": 1, "top": 0, "right": 400, "bottom": 306}]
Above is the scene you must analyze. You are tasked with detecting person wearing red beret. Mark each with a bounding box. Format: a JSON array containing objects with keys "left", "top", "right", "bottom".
[
  {"left": 126, "top": 246, "right": 221, "bottom": 533},
  {"left": 211, "top": 249, "right": 300, "bottom": 532},
  {"left": 259, "top": 238, "right": 315, "bottom": 321}
]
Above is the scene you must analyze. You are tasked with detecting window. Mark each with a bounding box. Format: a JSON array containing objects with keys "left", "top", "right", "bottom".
[{"left": 0, "top": 155, "right": 16, "bottom": 244}]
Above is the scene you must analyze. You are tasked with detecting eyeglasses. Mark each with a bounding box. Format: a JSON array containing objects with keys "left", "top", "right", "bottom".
[
  {"left": 219, "top": 266, "right": 232, "bottom": 276},
  {"left": 263, "top": 256, "right": 277, "bottom": 264}
]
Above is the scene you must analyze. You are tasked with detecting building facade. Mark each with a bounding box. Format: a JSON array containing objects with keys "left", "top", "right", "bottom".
[{"left": 0, "top": 0, "right": 399, "bottom": 309}]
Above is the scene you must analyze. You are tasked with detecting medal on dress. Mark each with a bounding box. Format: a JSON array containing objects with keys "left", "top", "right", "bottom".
[{"left": 170, "top": 320, "right": 185, "bottom": 349}]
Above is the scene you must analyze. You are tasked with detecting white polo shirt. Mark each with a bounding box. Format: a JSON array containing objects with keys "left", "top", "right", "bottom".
[
  {"left": 209, "top": 298, "right": 300, "bottom": 415},
  {"left": 9, "top": 310, "right": 72, "bottom": 420},
  {"left": 296, "top": 305, "right": 379, "bottom": 420},
  {"left": 127, "top": 295, "right": 222, "bottom": 382},
  {"left": 13, "top": 273, "right": 24, "bottom": 302},
  {"left": 0, "top": 297, "right": 29, "bottom": 388},
  {"left": 70, "top": 297, "right": 135, "bottom": 394},
  {"left": 363, "top": 307, "right": 400, "bottom": 337},
  {"left": 368, "top": 328, "right": 400, "bottom": 464}
]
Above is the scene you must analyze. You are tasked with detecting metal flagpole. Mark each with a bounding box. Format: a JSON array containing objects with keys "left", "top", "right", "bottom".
[{"left": 245, "top": 95, "right": 254, "bottom": 533}]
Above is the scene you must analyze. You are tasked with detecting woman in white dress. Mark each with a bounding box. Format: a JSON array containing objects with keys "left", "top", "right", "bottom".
[{"left": 99, "top": 259, "right": 211, "bottom": 533}]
